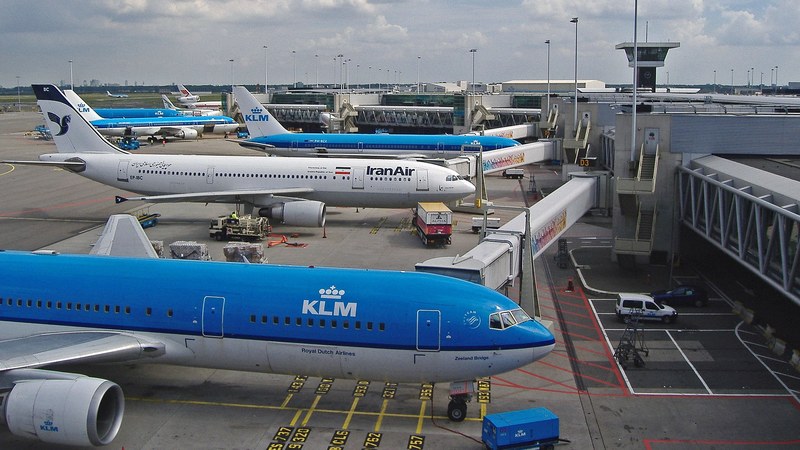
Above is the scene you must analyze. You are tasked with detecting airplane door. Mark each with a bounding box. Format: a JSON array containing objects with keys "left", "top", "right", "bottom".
[
  {"left": 358, "top": 142, "right": 364, "bottom": 153},
  {"left": 206, "top": 166, "right": 215, "bottom": 184},
  {"left": 117, "top": 160, "right": 129, "bottom": 182},
  {"left": 416, "top": 309, "right": 440, "bottom": 351},
  {"left": 202, "top": 296, "right": 225, "bottom": 338},
  {"left": 352, "top": 167, "right": 365, "bottom": 189},
  {"left": 437, "top": 142, "right": 445, "bottom": 155},
  {"left": 416, "top": 169, "right": 429, "bottom": 191}
]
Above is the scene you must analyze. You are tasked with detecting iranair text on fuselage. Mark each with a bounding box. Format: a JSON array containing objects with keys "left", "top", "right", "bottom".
[
  {"left": 366, "top": 166, "right": 415, "bottom": 177},
  {"left": 302, "top": 286, "right": 357, "bottom": 317}
]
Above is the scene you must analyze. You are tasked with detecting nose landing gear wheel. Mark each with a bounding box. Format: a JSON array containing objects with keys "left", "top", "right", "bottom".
[{"left": 447, "top": 397, "right": 467, "bottom": 422}]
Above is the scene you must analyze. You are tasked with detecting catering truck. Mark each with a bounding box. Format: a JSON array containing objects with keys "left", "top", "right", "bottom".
[{"left": 414, "top": 202, "right": 452, "bottom": 247}]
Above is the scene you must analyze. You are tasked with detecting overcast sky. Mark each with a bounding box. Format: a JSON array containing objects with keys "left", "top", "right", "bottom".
[{"left": 1, "top": 0, "right": 797, "bottom": 89}]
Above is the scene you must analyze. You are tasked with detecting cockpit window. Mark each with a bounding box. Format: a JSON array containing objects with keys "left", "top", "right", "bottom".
[
  {"left": 445, "top": 174, "right": 465, "bottom": 182},
  {"left": 489, "top": 308, "right": 532, "bottom": 330}
]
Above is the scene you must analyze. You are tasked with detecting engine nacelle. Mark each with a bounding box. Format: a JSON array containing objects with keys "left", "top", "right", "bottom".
[
  {"left": 174, "top": 128, "right": 198, "bottom": 139},
  {"left": 3, "top": 377, "right": 124, "bottom": 446},
  {"left": 259, "top": 200, "right": 326, "bottom": 227}
]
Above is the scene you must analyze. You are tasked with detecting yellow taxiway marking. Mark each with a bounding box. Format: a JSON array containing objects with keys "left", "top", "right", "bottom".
[
  {"left": 342, "top": 397, "right": 360, "bottom": 429},
  {"left": 288, "top": 409, "right": 303, "bottom": 427},
  {"left": 127, "top": 396, "right": 482, "bottom": 422},
  {"left": 415, "top": 400, "right": 427, "bottom": 434},
  {"left": 0, "top": 164, "right": 15, "bottom": 176},
  {"left": 373, "top": 399, "right": 389, "bottom": 432},
  {"left": 280, "top": 393, "right": 294, "bottom": 408},
  {"left": 301, "top": 395, "right": 322, "bottom": 426}
]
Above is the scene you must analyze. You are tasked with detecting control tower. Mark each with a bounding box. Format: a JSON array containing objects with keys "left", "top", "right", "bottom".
[{"left": 615, "top": 42, "right": 680, "bottom": 91}]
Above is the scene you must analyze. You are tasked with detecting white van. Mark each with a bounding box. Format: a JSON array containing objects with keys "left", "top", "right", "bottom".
[{"left": 615, "top": 293, "right": 677, "bottom": 324}]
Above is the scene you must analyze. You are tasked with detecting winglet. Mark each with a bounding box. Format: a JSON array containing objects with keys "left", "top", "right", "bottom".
[{"left": 90, "top": 214, "right": 159, "bottom": 258}]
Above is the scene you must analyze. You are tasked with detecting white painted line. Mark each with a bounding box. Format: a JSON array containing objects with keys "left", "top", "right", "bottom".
[
  {"left": 588, "top": 295, "right": 636, "bottom": 394},
  {"left": 666, "top": 330, "right": 713, "bottom": 394},
  {"left": 735, "top": 321, "right": 800, "bottom": 404}
]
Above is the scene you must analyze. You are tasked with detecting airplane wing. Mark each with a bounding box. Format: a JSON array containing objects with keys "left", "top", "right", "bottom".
[
  {"left": 91, "top": 214, "right": 159, "bottom": 258},
  {"left": 0, "top": 331, "right": 166, "bottom": 373},
  {"left": 115, "top": 187, "right": 315, "bottom": 205},
  {"left": 235, "top": 141, "right": 426, "bottom": 160}
]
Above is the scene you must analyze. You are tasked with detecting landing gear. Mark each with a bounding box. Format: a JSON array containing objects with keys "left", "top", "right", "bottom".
[
  {"left": 447, "top": 396, "right": 468, "bottom": 422},
  {"left": 446, "top": 380, "right": 475, "bottom": 422}
]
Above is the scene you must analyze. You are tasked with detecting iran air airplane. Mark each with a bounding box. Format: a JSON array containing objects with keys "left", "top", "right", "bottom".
[
  {"left": 233, "top": 86, "right": 520, "bottom": 158},
  {"left": 0, "top": 212, "right": 555, "bottom": 445},
  {"left": 7, "top": 85, "right": 475, "bottom": 227},
  {"left": 63, "top": 89, "right": 239, "bottom": 140}
]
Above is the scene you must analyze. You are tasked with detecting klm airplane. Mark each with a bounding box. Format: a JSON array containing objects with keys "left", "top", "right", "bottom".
[
  {"left": 0, "top": 220, "right": 555, "bottom": 445},
  {"left": 4, "top": 85, "right": 475, "bottom": 228},
  {"left": 234, "top": 86, "right": 520, "bottom": 158},
  {"left": 63, "top": 89, "right": 239, "bottom": 140}
]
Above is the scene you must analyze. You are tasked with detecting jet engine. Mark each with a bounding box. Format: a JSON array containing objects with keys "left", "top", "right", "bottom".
[
  {"left": 2, "top": 376, "right": 124, "bottom": 446},
  {"left": 259, "top": 200, "right": 326, "bottom": 227},
  {"left": 174, "top": 128, "right": 199, "bottom": 139}
]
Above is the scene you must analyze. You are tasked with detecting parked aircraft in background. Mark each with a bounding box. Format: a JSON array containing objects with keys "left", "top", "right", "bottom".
[
  {"left": 176, "top": 83, "right": 223, "bottom": 109},
  {"left": 6, "top": 84, "right": 475, "bottom": 228},
  {"left": 233, "top": 86, "right": 520, "bottom": 158},
  {"left": 0, "top": 211, "right": 554, "bottom": 445},
  {"left": 162, "top": 94, "right": 222, "bottom": 116},
  {"left": 63, "top": 89, "right": 239, "bottom": 140},
  {"left": 106, "top": 90, "right": 128, "bottom": 98}
]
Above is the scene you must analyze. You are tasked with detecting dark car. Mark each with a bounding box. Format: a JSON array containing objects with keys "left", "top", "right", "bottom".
[{"left": 651, "top": 285, "right": 709, "bottom": 307}]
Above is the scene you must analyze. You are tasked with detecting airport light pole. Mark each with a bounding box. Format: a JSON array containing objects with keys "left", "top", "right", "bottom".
[
  {"left": 292, "top": 50, "right": 297, "bottom": 87},
  {"left": 571, "top": 17, "right": 579, "bottom": 133},
  {"left": 16, "top": 76, "right": 21, "bottom": 112},
  {"left": 545, "top": 40, "right": 551, "bottom": 115},
  {"left": 229, "top": 59, "right": 235, "bottom": 95},
  {"left": 264, "top": 45, "right": 269, "bottom": 94},
  {"left": 730, "top": 68, "right": 733, "bottom": 94},
  {"left": 713, "top": 69, "right": 716, "bottom": 93},
  {"left": 315, "top": 54, "right": 319, "bottom": 88},
  {"left": 775, "top": 65, "right": 779, "bottom": 89},
  {"left": 469, "top": 48, "right": 477, "bottom": 93},
  {"left": 69, "top": 60, "right": 73, "bottom": 90},
  {"left": 417, "top": 56, "right": 421, "bottom": 93}
]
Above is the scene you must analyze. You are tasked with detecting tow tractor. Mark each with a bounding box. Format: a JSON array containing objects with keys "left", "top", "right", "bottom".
[{"left": 209, "top": 214, "right": 271, "bottom": 241}]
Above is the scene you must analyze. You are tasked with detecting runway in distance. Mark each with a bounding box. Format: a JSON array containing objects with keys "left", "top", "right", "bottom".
[
  {"left": 234, "top": 86, "right": 520, "bottom": 158},
  {"left": 5, "top": 84, "right": 475, "bottom": 227},
  {"left": 63, "top": 89, "right": 239, "bottom": 140},
  {"left": 0, "top": 218, "right": 555, "bottom": 446},
  {"left": 176, "top": 83, "right": 223, "bottom": 109},
  {"left": 106, "top": 90, "right": 128, "bottom": 98}
]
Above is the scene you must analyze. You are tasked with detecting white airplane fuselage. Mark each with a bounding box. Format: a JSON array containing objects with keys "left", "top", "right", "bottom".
[{"left": 38, "top": 152, "right": 474, "bottom": 208}]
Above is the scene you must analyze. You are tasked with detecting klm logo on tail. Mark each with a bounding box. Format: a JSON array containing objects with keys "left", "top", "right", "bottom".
[
  {"left": 244, "top": 107, "right": 270, "bottom": 122},
  {"left": 47, "top": 112, "right": 70, "bottom": 136}
]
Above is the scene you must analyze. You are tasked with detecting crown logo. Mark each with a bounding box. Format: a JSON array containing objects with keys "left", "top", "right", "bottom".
[
  {"left": 319, "top": 286, "right": 344, "bottom": 299},
  {"left": 250, "top": 107, "right": 263, "bottom": 114}
]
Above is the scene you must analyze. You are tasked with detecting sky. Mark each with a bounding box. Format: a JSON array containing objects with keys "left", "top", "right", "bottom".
[{"left": 1, "top": 0, "right": 797, "bottom": 89}]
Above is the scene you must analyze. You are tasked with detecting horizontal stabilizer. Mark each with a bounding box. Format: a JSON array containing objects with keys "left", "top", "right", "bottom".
[{"left": 90, "top": 214, "right": 159, "bottom": 258}]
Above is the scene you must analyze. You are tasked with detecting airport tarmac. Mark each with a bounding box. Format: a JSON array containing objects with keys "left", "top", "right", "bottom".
[{"left": 1, "top": 111, "right": 799, "bottom": 449}]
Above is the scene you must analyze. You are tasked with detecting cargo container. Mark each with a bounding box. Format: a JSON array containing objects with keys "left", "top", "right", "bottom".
[
  {"left": 482, "top": 407, "right": 559, "bottom": 450},
  {"left": 415, "top": 202, "right": 452, "bottom": 247}
]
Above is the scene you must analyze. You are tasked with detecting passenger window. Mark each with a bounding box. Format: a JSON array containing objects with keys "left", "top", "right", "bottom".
[{"left": 250, "top": 314, "right": 256, "bottom": 323}]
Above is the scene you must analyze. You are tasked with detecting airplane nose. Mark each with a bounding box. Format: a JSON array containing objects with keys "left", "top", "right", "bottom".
[{"left": 461, "top": 180, "right": 476, "bottom": 195}]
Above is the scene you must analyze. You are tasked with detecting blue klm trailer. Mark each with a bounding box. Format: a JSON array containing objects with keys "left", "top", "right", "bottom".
[{"left": 482, "top": 407, "right": 559, "bottom": 450}]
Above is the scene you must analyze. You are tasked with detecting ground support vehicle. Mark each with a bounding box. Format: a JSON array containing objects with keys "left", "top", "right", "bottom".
[
  {"left": 471, "top": 216, "right": 501, "bottom": 233},
  {"left": 502, "top": 168, "right": 525, "bottom": 179},
  {"left": 116, "top": 136, "right": 140, "bottom": 150},
  {"left": 209, "top": 215, "right": 271, "bottom": 241},
  {"left": 615, "top": 293, "right": 677, "bottom": 324},
  {"left": 415, "top": 202, "right": 452, "bottom": 247},
  {"left": 482, "top": 407, "right": 559, "bottom": 450}
]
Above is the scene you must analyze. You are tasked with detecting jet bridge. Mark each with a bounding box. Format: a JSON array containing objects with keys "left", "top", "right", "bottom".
[
  {"left": 416, "top": 174, "right": 600, "bottom": 289},
  {"left": 677, "top": 155, "right": 800, "bottom": 306}
]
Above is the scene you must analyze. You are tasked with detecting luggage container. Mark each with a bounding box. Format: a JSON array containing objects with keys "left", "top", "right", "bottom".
[{"left": 482, "top": 407, "right": 559, "bottom": 450}]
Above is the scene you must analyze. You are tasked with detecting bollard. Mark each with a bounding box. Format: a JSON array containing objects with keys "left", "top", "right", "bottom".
[{"left": 566, "top": 277, "right": 574, "bottom": 292}]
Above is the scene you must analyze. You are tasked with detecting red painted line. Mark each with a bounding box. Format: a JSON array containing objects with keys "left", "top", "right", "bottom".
[
  {"left": 514, "top": 367, "right": 581, "bottom": 392},
  {"left": 644, "top": 438, "right": 800, "bottom": 449},
  {"left": 548, "top": 350, "right": 619, "bottom": 373},
  {"left": 559, "top": 317, "right": 605, "bottom": 333},
  {"left": 571, "top": 342, "right": 613, "bottom": 357},
  {"left": 535, "top": 359, "right": 623, "bottom": 389}
]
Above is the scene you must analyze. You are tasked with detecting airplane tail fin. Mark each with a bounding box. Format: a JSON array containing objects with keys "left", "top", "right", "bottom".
[
  {"left": 177, "top": 84, "right": 192, "bottom": 97},
  {"left": 233, "top": 85, "right": 289, "bottom": 137},
  {"left": 32, "top": 84, "right": 126, "bottom": 154},
  {"left": 161, "top": 94, "right": 178, "bottom": 110},
  {"left": 63, "top": 89, "right": 104, "bottom": 122}
]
